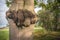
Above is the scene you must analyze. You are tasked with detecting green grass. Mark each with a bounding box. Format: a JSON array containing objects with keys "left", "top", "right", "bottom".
[
  {"left": 0, "top": 29, "right": 9, "bottom": 40},
  {"left": 0, "top": 27, "right": 60, "bottom": 40}
]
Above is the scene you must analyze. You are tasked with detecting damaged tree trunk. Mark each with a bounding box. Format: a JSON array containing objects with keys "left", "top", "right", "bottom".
[{"left": 7, "top": 0, "right": 37, "bottom": 40}]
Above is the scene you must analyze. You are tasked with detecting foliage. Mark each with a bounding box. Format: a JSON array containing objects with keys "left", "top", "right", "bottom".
[
  {"left": 34, "top": 0, "right": 38, "bottom": 6},
  {"left": 37, "top": 0, "right": 60, "bottom": 31},
  {"left": 38, "top": 10, "right": 55, "bottom": 31},
  {"left": 6, "top": 0, "right": 11, "bottom": 7}
]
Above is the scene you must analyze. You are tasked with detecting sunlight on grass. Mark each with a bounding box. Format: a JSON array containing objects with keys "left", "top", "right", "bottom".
[
  {"left": 0, "top": 29, "right": 9, "bottom": 31},
  {"left": 0, "top": 28, "right": 9, "bottom": 40}
]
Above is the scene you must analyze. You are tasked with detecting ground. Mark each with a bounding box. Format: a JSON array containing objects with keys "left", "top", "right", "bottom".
[
  {"left": 0, "top": 27, "right": 9, "bottom": 40},
  {"left": 33, "top": 27, "right": 60, "bottom": 40},
  {"left": 0, "top": 27, "right": 60, "bottom": 40}
]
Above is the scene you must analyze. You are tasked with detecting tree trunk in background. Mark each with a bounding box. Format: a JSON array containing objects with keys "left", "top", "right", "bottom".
[
  {"left": 57, "top": 13, "right": 60, "bottom": 31},
  {"left": 8, "top": 0, "right": 36, "bottom": 40}
]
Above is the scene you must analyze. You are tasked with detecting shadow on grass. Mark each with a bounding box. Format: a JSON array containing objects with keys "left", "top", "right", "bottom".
[{"left": 33, "top": 28, "right": 60, "bottom": 40}]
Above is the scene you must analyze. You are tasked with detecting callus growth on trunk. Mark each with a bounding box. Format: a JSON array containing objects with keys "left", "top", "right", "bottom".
[
  {"left": 6, "top": 9, "right": 37, "bottom": 28},
  {"left": 6, "top": 0, "right": 38, "bottom": 40}
]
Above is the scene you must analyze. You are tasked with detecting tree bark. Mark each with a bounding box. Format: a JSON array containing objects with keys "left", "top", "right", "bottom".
[
  {"left": 9, "top": 19, "right": 35, "bottom": 40},
  {"left": 7, "top": 0, "right": 36, "bottom": 40},
  {"left": 9, "top": 0, "right": 24, "bottom": 11},
  {"left": 24, "top": 0, "right": 34, "bottom": 11}
]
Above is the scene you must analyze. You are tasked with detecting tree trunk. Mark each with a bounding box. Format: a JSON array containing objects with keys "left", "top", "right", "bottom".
[
  {"left": 7, "top": 0, "right": 36, "bottom": 40},
  {"left": 24, "top": 0, "right": 34, "bottom": 11},
  {"left": 9, "top": 0, "right": 24, "bottom": 11},
  {"left": 9, "top": 19, "right": 35, "bottom": 40}
]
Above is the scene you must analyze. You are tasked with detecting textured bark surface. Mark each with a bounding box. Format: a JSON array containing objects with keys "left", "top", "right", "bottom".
[
  {"left": 8, "top": 19, "right": 34, "bottom": 40},
  {"left": 9, "top": 0, "right": 24, "bottom": 11},
  {"left": 7, "top": 0, "right": 37, "bottom": 40}
]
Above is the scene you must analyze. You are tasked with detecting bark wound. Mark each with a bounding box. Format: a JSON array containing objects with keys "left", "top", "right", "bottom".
[
  {"left": 6, "top": 9, "right": 37, "bottom": 29},
  {"left": 6, "top": 9, "right": 36, "bottom": 40}
]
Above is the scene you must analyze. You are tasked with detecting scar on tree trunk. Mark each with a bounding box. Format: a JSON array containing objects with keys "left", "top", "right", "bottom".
[{"left": 6, "top": 0, "right": 38, "bottom": 40}]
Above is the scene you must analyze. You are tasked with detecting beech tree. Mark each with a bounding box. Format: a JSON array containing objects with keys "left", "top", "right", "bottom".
[{"left": 6, "top": 0, "right": 37, "bottom": 40}]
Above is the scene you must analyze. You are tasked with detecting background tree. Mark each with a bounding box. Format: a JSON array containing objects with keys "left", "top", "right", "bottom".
[{"left": 36, "top": 0, "right": 60, "bottom": 31}]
